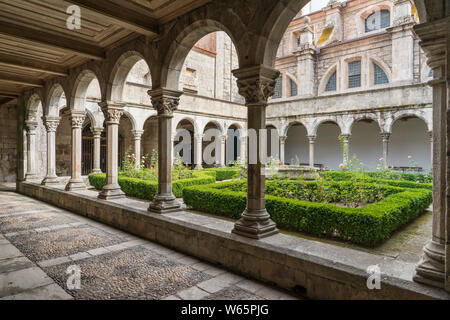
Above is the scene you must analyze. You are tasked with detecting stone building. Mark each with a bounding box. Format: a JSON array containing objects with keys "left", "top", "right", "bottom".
[{"left": 0, "top": 0, "right": 449, "bottom": 299}]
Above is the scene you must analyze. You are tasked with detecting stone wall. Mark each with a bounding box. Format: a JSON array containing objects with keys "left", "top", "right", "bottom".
[{"left": 0, "top": 103, "right": 17, "bottom": 182}]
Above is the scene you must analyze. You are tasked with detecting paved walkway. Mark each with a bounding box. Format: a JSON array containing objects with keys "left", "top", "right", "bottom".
[{"left": 0, "top": 191, "right": 299, "bottom": 300}]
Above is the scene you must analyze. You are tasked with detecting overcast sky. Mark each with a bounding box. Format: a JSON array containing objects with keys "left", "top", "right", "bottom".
[{"left": 307, "top": 0, "right": 344, "bottom": 12}]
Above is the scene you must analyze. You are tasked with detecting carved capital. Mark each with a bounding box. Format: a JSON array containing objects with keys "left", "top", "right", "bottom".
[
  {"left": 414, "top": 17, "right": 449, "bottom": 69},
  {"left": 148, "top": 88, "right": 183, "bottom": 117},
  {"left": 307, "top": 135, "right": 316, "bottom": 143},
  {"left": 99, "top": 101, "right": 124, "bottom": 124},
  {"left": 279, "top": 136, "right": 287, "bottom": 143},
  {"left": 43, "top": 118, "right": 60, "bottom": 132},
  {"left": 25, "top": 120, "right": 38, "bottom": 133},
  {"left": 69, "top": 112, "right": 85, "bottom": 128},
  {"left": 132, "top": 130, "right": 144, "bottom": 139},
  {"left": 91, "top": 127, "right": 103, "bottom": 137},
  {"left": 232, "top": 66, "right": 280, "bottom": 105},
  {"left": 380, "top": 132, "right": 391, "bottom": 142},
  {"left": 340, "top": 134, "right": 351, "bottom": 142}
]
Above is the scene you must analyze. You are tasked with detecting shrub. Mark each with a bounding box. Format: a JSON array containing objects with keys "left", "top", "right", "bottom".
[
  {"left": 88, "top": 171, "right": 215, "bottom": 200},
  {"left": 203, "top": 167, "right": 241, "bottom": 181},
  {"left": 322, "top": 170, "right": 432, "bottom": 184},
  {"left": 182, "top": 179, "right": 432, "bottom": 247}
]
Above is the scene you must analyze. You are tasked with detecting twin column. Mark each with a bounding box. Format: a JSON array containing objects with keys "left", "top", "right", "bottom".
[{"left": 41, "top": 117, "right": 60, "bottom": 185}]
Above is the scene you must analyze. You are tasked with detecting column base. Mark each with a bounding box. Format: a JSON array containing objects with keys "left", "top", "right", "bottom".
[
  {"left": 98, "top": 184, "right": 125, "bottom": 200},
  {"left": 91, "top": 169, "right": 102, "bottom": 174},
  {"left": 148, "top": 193, "right": 181, "bottom": 214},
  {"left": 24, "top": 174, "right": 39, "bottom": 181},
  {"left": 232, "top": 208, "right": 279, "bottom": 239},
  {"left": 413, "top": 240, "right": 445, "bottom": 289},
  {"left": 41, "top": 176, "right": 59, "bottom": 186},
  {"left": 194, "top": 164, "right": 203, "bottom": 170},
  {"left": 65, "top": 179, "right": 86, "bottom": 191}
]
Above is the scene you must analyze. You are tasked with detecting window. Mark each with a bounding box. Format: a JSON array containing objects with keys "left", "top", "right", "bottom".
[
  {"left": 365, "top": 10, "right": 390, "bottom": 33},
  {"left": 373, "top": 63, "right": 388, "bottom": 85},
  {"left": 290, "top": 79, "right": 298, "bottom": 96},
  {"left": 429, "top": 69, "right": 433, "bottom": 78},
  {"left": 325, "top": 71, "right": 337, "bottom": 92},
  {"left": 272, "top": 76, "right": 282, "bottom": 99},
  {"left": 297, "top": 37, "right": 301, "bottom": 48},
  {"left": 348, "top": 61, "right": 361, "bottom": 88}
]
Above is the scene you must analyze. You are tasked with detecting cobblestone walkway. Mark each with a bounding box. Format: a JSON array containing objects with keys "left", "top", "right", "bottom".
[{"left": 0, "top": 191, "right": 299, "bottom": 300}]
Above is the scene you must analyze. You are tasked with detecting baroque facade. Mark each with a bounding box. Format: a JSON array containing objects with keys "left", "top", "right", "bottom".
[{"left": 0, "top": 0, "right": 449, "bottom": 298}]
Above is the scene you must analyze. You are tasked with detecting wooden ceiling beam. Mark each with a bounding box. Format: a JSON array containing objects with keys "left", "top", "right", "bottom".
[
  {"left": 68, "top": 0, "right": 159, "bottom": 37},
  {"left": 0, "top": 73, "right": 44, "bottom": 88},
  {"left": 0, "top": 21, "right": 104, "bottom": 60},
  {"left": 0, "top": 54, "right": 68, "bottom": 77}
]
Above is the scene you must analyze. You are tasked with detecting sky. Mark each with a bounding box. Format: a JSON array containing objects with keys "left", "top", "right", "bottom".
[{"left": 306, "top": 0, "right": 345, "bottom": 13}]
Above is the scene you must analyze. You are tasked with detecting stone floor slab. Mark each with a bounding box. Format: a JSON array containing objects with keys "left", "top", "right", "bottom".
[
  {"left": 0, "top": 267, "right": 54, "bottom": 297},
  {"left": 0, "top": 283, "right": 73, "bottom": 300}
]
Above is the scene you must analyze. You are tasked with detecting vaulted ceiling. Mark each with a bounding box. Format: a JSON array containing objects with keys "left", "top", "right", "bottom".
[{"left": 0, "top": 0, "right": 211, "bottom": 106}]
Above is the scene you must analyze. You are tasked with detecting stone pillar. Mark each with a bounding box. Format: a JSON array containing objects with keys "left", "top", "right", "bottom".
[
  {"left": 239, "top": 135, "right": 247, "bottom": 162},
  {"left": 428, "top": 131, "right": 433, "bottom": 170},
  {"left": 132, "top": 130, "right": 144, "bottom": 169},
  {"left": 308, "top": 135, "right": 316, "bottom": 168},
  {"left": 91, "top": 127, "right": 103, "bottom": 174},
  {"left": 341, "top": 134, "right": 350, "bottom": 165},
  {"left": 65, "top": 112, "right": 86, "bottom": 191},
  {"left": 98, "top": 102, "right": 125, "bottom": 200},
  {"left": 279, "top": 136, "right": 287, "bottom": 165},
  {"left": 147, "top": 88, "right": 182, "bottom": 213},
  {"left": 231, "top": 65, "right": 279, "bottom": 239},
  {"left": 194, "top": 133, "right": 203, "bottom": 170},
  {"left": 380, "top": 132, "right": 390, "bottom": 168},
  {"left": 41, "top": 117, "right": 60, "bottom": 185},
  {"left": 413, "top": 18, "right": 448, "bottom": 290},
  {"left": 296, "top": 47, "right": 316, "bottom": 97},
  {"left": 220, "top": 135, "right": 227, "bottom": 167},
  {"left": 24, "top": 120, "right": 38, "bottom": 180}
]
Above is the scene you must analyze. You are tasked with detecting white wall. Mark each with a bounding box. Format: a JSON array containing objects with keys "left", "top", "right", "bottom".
[
  {"left": 350, "top": 120, "right": 382, "bottom": 170},
  {"left": 315, "top": 123, "right": 342, "bottom": 170},
  {"left": 285, "top": 124, "right": 309, "bottom": 165},
  {"left": 389, "top": 117, "right": 431, "bottom": 171}
]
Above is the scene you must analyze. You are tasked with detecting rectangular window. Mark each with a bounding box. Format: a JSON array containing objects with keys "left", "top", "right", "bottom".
[
  {"left": 348, "top": 61, "right": 361, "bottom": 88},
  {"left": 272, "top": 77, "right": 282, "bottom": 99},
  {"left": 290, "top": 79, "right": 297, "bottom": 96}
]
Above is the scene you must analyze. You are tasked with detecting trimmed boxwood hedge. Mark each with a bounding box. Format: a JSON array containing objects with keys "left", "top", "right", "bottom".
[
  {"left": 89, "top": 171, "right": 215, "bottom": 201},
  {"left": 202, "top": 167, "right": 241, "bottom": 181},
  {"left": 182, "top": 179, "right": 432, "bottom": 247},
  {"left": 322, "top": 171, "right": 432, "bottom": 184}
]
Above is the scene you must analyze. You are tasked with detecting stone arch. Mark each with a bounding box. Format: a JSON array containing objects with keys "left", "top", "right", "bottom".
[
  {"left": 106, "top": 49, "right": 152, "bottom": 102},
  {"left": 349, "top": 114, "right": 382, "bottom": 133},
  {"left": 319, "top": 63, "right": 339, "bottom": 94},
  {"left": 201, "top": 120, "right": 224, "bottom": 135},
  {"left": 121, "top": 109, "right": 137, "bottom": 131},
  {"left": 45, "top": 83, "right": 68, "bottom": 117},
  {"left": 282, "top": 119, "right": 307, "bottom": 137},
  {"left": 26, "top": 92, "right": 44, "bottom": 121},
  {"left": 387, "top": 111, "right": 432, "bottom": 133},
  {"left": 175, "top": 117, "right": 199, "bottom": 135},
  {"left": 355, "top": 2, "right": 393, "bottom": 36},
  {"left": 312, "top": 118, "right": 343, "bottom": 136},
  {"left": 160, "top": 18, "right": 244, "bottom": 90},
  {"left": 69, "top": 67, "right": 104, "bottom": 111}
]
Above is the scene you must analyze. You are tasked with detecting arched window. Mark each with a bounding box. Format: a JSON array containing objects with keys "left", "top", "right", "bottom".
[
  {"left": 374, "top": 63, "right": 389, "bottom": 85},
  {"left": 348, "top": 61, "right": 361, "bottom": 88},
  {"left": 290, "top": 79, "right": 298, "bottom": 96},
  {"left": 325, "top": 71, "right": 337, "bottom": 92},
  {"left": 365, "top": 10, "right": 390, "bottom": 33},
  {"left": 272, "top": 76, "right": 282, "bottom": 99}
]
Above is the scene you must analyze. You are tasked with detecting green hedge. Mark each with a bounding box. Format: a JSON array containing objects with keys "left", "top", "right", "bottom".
[
  {"left": 203, "top": 167, "right": 241, "bottom": 181},
  {"left": 322, "top": 171, "right": 432, "bottom": 184},
  {"left": 89, "top": 171, "right": 215, "bottom": 201},
  {"left": 183, "top": 179, "right": 432, "bottom": 247}
]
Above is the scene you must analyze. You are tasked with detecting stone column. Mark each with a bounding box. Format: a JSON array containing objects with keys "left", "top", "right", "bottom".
[
  {"left": 279, "top": 136, "right": 287, "bottom": 165},
  {"left": 231, "top": 65, "right": 279, "bottom": 239},
  {"left": 65, "top": 112, "right": 86, "bottom": 191},
  {"left": 413, "top": 18, "right": 448, "bottom": 290},
  {"left": 220, "top": 135, "right": 227, "bottom": 167},
  {"left": 24, "top": 120, "right": 38, "bottom": 180},
  {"left": 428, "top": 131, "right": 433, "bottom": 170},
  {"left": 91, "top": 127, "right": 103, "bottom": 174},
  {"left": 239, "top": 135, "right": 247, "bottom": 162},
  {"left": 341, "top": 134, "right": 350, "bottom": 165},
  {"left": 380, "top": 133, "right": 390, "bottom": 168},
  {"left": 41, "top": 117, "right": 60, "bottom": 185},
  {"left": 194, "top": 133, "right": 203, "bottom": 170},
  {"left": 308, "top": 135, "right": 316, "bottom": 168},
  {"left": 132, "top": 130, "right": 144, "bottom": 169},
  {"left": 147, "top": 88, "right": 182, "bottom": 213},
  {"left": 98, "top": 102, "right": 125, "bottom": 200}
]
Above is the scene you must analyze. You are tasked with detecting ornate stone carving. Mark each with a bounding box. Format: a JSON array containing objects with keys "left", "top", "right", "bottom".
[
  {"left": 103, "top": 108, "right": 123, "bottom": 124},
  {"left": 132, "top": 130, "right": 144, "bottom": 139},
  {"left": 44, "top": 119, "right": 60, "bottom": 132},
  {"left": 148, "top": 88, "right": 182, "bottom": 117},
  {"left": 236, "top": 77, "right": 277, "bottom": 105},
  {"left": 91, "top": 127, "right": 103, "bottom": 137},
  {"left": 70, "top": 114, "right": 85, "bottom": 128},
  {"left": 380, "top": 132, "right": 391, "bottom": 142},
  {"left": 279, "top": 136, "right": 287, "bottom": 143},
  {"left": 25, "top": 120, "right": 38, "bottom": 133}
]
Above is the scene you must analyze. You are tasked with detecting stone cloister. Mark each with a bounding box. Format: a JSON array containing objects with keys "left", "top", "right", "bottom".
[{"left": 0, "top": 0, "right": 449, "bottom": 299}]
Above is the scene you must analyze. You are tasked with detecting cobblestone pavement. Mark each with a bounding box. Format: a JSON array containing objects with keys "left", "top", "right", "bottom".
[{"left": 0, "top": 191, "right": 299, "bottom": 300}]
